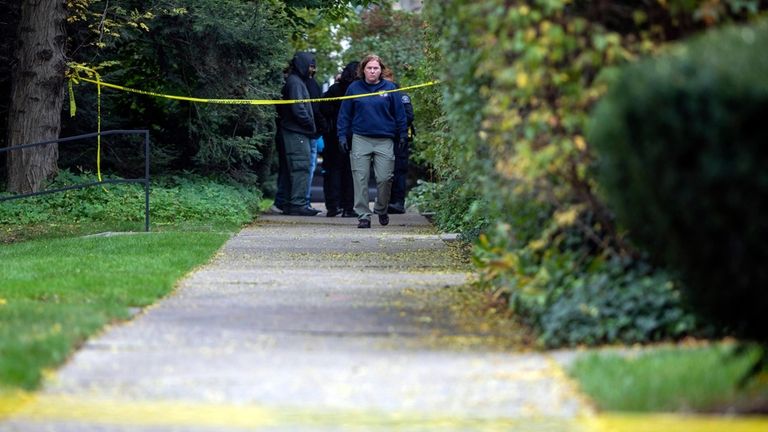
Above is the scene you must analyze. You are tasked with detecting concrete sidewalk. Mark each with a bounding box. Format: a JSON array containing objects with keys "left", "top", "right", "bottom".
[{"left": 2, "top": 209, "right": 591, "bottom": 431}]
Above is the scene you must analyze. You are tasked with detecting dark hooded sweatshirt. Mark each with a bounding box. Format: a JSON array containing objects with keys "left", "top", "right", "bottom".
[
  {"left": 279, "top": 52, "right": 316, "bottom": 135},
  {"left": 305, "top": 76, "right": 329, "bottom": 139}
]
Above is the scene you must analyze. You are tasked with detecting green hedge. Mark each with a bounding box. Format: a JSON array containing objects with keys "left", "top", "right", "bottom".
[
  {"left": 0, "top": 170, "right": 261, "bottom": 228},
  {"left": 420, "top": 0, "right": 768, "bottom": 346},
  {"left": 590, "top": 19, "right": 768, "bottom": 342}
]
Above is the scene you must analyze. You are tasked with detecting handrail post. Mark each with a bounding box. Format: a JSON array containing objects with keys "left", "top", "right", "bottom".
[{"left": 144, "top": 130, "right": 151, "bottom": 232}]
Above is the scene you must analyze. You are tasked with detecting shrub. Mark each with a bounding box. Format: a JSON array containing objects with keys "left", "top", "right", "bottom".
[
  {"left": 589, "top": 19, "right": 768, "bottom": 342},
  {"left": 407, "top": 179, "right": 494, "bottom": 240},
  {"left": 538, "top": 262, "right": 696, "bottom": 346},
  {"left": 472, "top": 223, "right": 697, "bottom": 347},
  {"left": 418, "top": 0, "right": 760, "bottom": 347},
  {"left": 0, "top": 170, "right": 261, "bottom": 228}
]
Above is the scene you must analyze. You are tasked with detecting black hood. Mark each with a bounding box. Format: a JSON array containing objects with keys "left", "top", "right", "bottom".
[
  {"left": 340, "top": 61, "right": 360, "bottom": 85},
  {"left": 291, "top": 52, "right": 316, "bottom": 80}
]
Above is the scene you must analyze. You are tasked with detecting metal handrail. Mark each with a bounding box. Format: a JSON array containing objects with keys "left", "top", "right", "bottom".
[{"left": 0, "top": 130, "right": 151, "bottom": 232}]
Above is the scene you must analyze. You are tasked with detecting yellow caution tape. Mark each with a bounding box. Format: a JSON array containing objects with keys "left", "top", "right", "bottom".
[
  {"left": 68, "top": 80, "right": 76, "bottom": 117},
  {"left": 67, "top": 63, "right": 438, "bottom": 182},
  {"left": 70, "top": 74, "right": 438, "bottom": 104},
  {"left": 67, "top": 64, "right": 104, "bottom": 183}
]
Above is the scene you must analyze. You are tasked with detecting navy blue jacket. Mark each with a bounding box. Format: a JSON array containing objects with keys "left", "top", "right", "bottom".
[{"left": 337, "top": 79, "right": 407, "bottom": 141}]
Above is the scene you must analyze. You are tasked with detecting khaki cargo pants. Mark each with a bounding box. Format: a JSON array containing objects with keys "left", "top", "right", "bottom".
[{"left": 350, "top": 134, "right": 395, "bottom": 220}]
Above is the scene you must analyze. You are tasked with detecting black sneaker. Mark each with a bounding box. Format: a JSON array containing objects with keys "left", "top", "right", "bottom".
[
  {"left": 326, "top": 208, "right": 342, "bottom": 217},
  {"left": 284, "top": 206, "right": 318, "bottom": 216},
  {"left": 378, "top": 213, "right": 389, "bottom": 226},
  {"left": 342, "top": 210, "right": 357, "bottom": 218},
  {"left": 387, "top": 202, "right": 405, "bottom": 214},
  {"left": 357, "top": 219, "right": 371, "bottom": 229}
]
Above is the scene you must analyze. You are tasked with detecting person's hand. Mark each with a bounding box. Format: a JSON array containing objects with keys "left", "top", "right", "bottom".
[
  {"left": 339, "top": 136, "right": 349, "bottom": 153},
  {"left": 397, "top": 136, "right": 407, "bottom": 153}
]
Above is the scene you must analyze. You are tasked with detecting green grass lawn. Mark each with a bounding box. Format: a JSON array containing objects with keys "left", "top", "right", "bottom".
[
  {"left": 0, "top": 231, "right": 230, "bottom": 391},
  {"left": 569, "top": 343, "right": 768, "bottom": 413}
]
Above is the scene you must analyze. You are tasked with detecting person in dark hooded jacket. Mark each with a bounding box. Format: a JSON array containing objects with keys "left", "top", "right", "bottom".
[
  {"left": 320, "top": 61, "right": 359, "bottom": 218},
  {"left": 303, "top": 62, "right": 328, "bottom": 212},
  {"left": 277, "top": 52, "right": 317, "bottom": 216}
]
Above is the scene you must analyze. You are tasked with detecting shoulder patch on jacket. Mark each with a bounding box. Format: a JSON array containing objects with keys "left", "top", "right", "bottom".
[{"left": 401, "top": 95, "right": 411, "bottom": 104}]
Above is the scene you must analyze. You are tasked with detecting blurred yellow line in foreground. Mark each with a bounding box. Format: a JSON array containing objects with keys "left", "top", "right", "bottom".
[
  {"left": 2, "top": 394, "right": 589, "bottom": 431},
  {"left": 595, "top": 413, "right": 768, "bottom": 432},
  {"left": 1, "top": 394, "right": 767, "bottom": 431}
]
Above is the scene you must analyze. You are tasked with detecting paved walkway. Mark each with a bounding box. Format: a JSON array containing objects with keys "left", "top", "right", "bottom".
[{"left": 2, "top": 209, "right": 593, "bottom": 431}]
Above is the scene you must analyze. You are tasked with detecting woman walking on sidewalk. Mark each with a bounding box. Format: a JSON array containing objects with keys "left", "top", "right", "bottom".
[{"left": 337, "top": 54, "right": 408, "bottom": 229}]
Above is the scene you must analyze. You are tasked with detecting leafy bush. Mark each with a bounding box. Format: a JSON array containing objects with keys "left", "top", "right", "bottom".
[
  {"left": 408, "top": 179, "right": 494, "bottom": 240},
  {"left": 589, "top": 19, "right": 768, "bottom": 342},
  {"left": 0, "top": 170, "right": 261, "bottom": 228},
  {"left": 472, "top": 223, "right": 696, "bottom": 347},
  {"left": 539, "top": 263, "right": 695, "bottom": 346},
  {"left": 421, "top": 0, "right": 768, "bottom": 346}
]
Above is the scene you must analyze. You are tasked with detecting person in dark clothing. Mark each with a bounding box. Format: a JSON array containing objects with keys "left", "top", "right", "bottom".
[
  {"left": 304, "top": 64, "right": 328, "bottom": 212},
  {"left": 320, "top": 61, "right": 359, "bottom": 218},
  {"left": 277, "top": 52, "right": 317, "bottom": 216},
  {"left": 272, "top": 68, "right": 291, "bottom": 213},
  {"left": 272, "top": 123, "right": 289, "bottom": 212},
  {"left": 382, "top": 69, "right": 414, "bottom": 215},
  {"left": 337, "top": 54, "right": 408, "bottom": 229}
]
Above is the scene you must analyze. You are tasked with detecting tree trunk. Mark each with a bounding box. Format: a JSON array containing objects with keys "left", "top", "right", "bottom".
[{"left": 6, "top": 0, "right": 66, "bottom": 194}]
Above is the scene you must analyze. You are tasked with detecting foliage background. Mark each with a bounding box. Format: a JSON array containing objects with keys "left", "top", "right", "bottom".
[
  {"left": 0, "top": 0, "right": 22, "bottom": 159},
  {"left": 416, "top": 0, "right": 768, "bottom": 346},
  {"left": 1, "top": 1, "right": 377, "bottom": 190},
  {"left": 3, "top": 0, "right": 768, "bottom": 348},
  {"left": 60, "top": 0, "right": 292, "bottom": 189}
]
